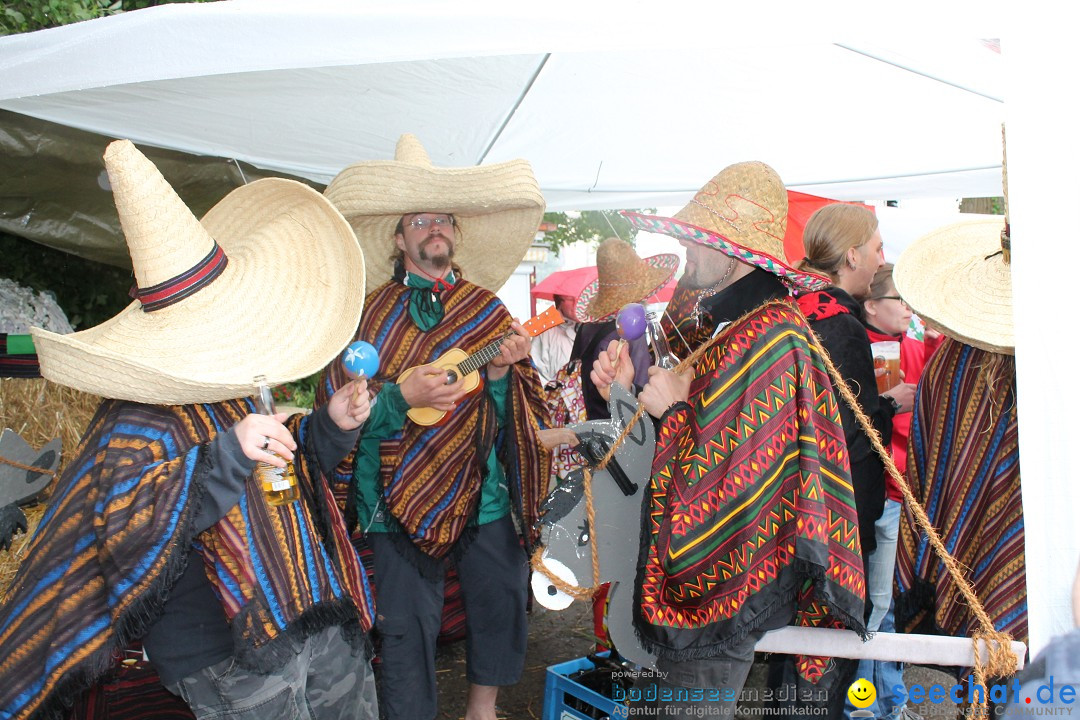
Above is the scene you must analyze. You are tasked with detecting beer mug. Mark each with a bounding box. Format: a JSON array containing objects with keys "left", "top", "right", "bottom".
[{"left": 871, "top": 341, "right": 901, "bottom": 394}]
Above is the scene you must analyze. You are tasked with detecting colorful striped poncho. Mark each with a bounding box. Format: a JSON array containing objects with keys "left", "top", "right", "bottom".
[
  {"left": 320, "top": 278, "right": 550, "bottom": 559},
  {"left": 0, "top": 399, "right": 374, "bottom": 720},
  {"left": 636, "top": 299, "right": 866, "bottom": 682},
  {"left": 896, "top": 338, "right": 1025, "bottom": 651}
]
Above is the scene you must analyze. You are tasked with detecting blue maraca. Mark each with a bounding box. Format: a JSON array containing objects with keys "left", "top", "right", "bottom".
[{"left": 343, "top": 340, "right": 380, "bottom": 379}]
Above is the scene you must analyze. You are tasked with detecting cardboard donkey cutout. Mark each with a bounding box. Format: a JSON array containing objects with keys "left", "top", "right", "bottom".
[
  {"left": 534, "top": 383, "right": 657, "bottom": 668},
  {"left": 0, "top": 429, "right": 61, "bottom": 551}
]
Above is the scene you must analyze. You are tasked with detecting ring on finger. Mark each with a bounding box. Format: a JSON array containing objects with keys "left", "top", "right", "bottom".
[{"left": 261, "top": 436, "right": 270, "bottom": 451}]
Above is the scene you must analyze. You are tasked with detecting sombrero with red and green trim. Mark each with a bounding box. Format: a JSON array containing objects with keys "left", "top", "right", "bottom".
[
  {"left": 573, "top": 238, "right": 679, "bottom": 322},
  {"left": 623, "top": 161, "right": 829, "bottom": 292}
]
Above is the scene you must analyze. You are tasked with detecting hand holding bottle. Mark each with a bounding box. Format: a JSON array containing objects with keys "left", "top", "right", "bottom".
[
  {"left": 638, "top": 365, "right": 692, "bottom": 419},
  {"left": 253, "top": 377, "right": 300, "bottom": 506},
  {"left": 235, "top": 412, "right": 296, "bottom": 468}
]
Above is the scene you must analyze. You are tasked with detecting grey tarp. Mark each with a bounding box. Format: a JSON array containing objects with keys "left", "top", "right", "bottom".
[{"left": 0, "top": 109, "right": 322, "bottom": 268}]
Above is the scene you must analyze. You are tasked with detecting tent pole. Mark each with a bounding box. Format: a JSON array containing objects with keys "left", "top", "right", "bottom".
[{"left": 476, "top": 53, "right": 551, "bottom": 165}]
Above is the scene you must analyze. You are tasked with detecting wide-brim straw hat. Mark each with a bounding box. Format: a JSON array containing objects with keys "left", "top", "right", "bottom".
[
  {"left": 31, "top": 140, "right": 365, "bottom": 404},
  {"left": 894, "top": 216, "right": 1013, "bottom": 354},
  {"left": 623, "top": 161, "right": 829, "bottom": 292},
  {"left": 324, "top": 134, "right": 545, "bottom": 293},
  {"left": 573, "top": 238, "right": 679, "bottom": 322}
]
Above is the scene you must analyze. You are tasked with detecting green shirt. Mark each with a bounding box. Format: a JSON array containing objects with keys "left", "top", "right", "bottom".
[{"left": 354, "top": 373, "right": 512, "bottom": 533}]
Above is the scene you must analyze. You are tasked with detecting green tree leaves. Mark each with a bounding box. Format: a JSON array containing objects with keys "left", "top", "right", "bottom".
[
  {"left": 1, "top": 0, "right": 214, "bottom": 36},
  {"left": 540, "top": 209, "right": 652, "bottom": 256}
]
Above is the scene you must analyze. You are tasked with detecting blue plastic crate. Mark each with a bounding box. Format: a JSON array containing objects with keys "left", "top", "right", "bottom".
[{"left": 543, "top": 652, "right": 627, "bottom": 720}]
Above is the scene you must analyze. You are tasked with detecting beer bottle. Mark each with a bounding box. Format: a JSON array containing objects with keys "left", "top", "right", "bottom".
[
  {"left": 253, "top": 376, "right": 300, "bottom": 506},
  {"left": 646, "top": 312, "right": 680, "bottom": 370}
]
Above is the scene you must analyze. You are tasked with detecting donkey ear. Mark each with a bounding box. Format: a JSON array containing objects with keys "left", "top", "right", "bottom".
[
  {"left": 0, "top": 430, "right": 61, "bottom": 508},
  {"left": 0, "top": 429, "right": 61, "bottom": 551}
]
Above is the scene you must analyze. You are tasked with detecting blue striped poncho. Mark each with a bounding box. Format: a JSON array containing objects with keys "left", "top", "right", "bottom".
[{"left": 0, "top": 399, "right": 374, "bottom": 720}]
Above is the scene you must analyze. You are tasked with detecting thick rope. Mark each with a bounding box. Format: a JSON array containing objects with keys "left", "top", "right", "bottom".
[
  {"left": 530, "top": 298, "right": 1016, "bottom": 709},
  {"left": 0, "top": 455, "right": 55, "bottom": 478},
  {"left": 802, "top": 317, "right": 1015, "bottom": 718}
]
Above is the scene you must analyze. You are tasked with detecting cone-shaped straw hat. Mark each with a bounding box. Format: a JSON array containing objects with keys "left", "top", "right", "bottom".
[
  {"left": 894, "top": 216, "right": 1013, "bottom": 354},
  {"left": 324, "top": 133, "right": 545, "bottom": 293},
  {"left": 31, "top": 140, "right": 365, "bottom": 404}
]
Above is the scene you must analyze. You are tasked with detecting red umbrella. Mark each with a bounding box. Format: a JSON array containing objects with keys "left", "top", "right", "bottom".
[
  {"left": 531, "top": 266, "right": 676, "bottom": 305},
  {"left": 530, "top": 266, "right": 596, "bottom": 301}
]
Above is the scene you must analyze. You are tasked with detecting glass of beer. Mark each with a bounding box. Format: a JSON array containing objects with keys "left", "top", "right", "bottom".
[{"left": 871, "top": 341, "right": 901, "bottom": 394}]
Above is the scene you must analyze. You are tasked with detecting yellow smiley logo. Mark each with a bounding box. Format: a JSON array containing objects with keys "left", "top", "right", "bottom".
[{"left": 847, "top": 678, "right": 877, "bottom": 709}]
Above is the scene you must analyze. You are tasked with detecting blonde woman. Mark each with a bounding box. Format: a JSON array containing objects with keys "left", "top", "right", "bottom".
[
  {"left": 788, "top": 203, "right": 916, "bottom": 720},
  {"left": 794, "top": 203, "right": 915, "bottom": 560}
]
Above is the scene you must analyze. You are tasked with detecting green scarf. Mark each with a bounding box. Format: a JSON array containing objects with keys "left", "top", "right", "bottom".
[{"left": 405, "top": 270, "right": 456, "bottom": 331}]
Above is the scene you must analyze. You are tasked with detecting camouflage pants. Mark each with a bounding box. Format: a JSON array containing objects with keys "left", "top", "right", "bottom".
[{"left": 168, "top": 625, "right": 378, "bottom": 719}]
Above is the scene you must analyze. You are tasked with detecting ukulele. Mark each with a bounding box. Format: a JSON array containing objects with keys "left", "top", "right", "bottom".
[{"left": 398, "top": 305, "right": 565, "bottom": 426}]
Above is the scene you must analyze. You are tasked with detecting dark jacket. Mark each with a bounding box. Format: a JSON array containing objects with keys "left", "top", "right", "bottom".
[
  {"left": 798, "top": 287, "right": 893, "bottom": 557},
  {"left": 571, "top": 319, "right": 651, "bottom": 420}
]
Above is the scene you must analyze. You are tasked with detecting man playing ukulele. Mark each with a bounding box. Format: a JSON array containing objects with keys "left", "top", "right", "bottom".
[{"left": 317, "top": 134, "right": 552, "bottom": 720}]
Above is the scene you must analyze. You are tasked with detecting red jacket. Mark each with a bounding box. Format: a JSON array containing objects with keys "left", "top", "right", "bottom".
[{"left": 864, "top": 325, "right": 942, "bottom": 499}]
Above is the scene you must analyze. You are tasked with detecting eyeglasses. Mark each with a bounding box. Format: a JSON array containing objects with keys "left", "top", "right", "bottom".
[
  {"left": 406, "top": 215, "right": 454, "bottom": 231},
  {"left": 873, "top": 295, "right": 908, "bottom": 305}
]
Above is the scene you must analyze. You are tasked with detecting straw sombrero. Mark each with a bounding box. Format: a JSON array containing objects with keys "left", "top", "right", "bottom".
[
  {"left": 30, "top": 140, "right": 365, "bottom": 405},
  {"left": 573, "top": 238, "right": 679, "bottom": 322},
  {"left": 894, "top": 216, "right": 1013, "bottom": 354},
  {"left": 324, "top": 134, "right": 545, "bottom": 293},
  {"left": 623, "top": 162, "right": 829, "bottom": 292}
]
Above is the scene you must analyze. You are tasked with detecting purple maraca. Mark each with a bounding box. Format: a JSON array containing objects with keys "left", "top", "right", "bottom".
[
  {"left": 615, "top": 302, "right": 647, "bottom": 341},
  {"left": 343, "top": 340, "right": 380, "bottom": 379},
  {"left": 612, "top": 303, "right": 646, "bottom": 372}
]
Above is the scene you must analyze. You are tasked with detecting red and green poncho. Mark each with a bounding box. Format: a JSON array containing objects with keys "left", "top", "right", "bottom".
[{"left": 636, "top": 299, "right": 867, "bottom": 682}]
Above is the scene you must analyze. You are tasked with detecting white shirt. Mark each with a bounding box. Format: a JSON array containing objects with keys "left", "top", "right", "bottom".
[{"left": 530, "top": 321, "right": 578, "bottom": 385}]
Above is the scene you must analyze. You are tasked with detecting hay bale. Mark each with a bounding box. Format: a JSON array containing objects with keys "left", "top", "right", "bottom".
[
  {"left": 0, "top": 377, "right": 100, "bottom": 471},
  {"left": 0, "top": 377, "right": 101, "bottom": 598}
]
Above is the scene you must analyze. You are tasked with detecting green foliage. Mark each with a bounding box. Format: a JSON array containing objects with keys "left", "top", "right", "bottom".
[
  {"left": 541, "top": 209, "right": 652, "bottom": 256},
  {"left": 1, "top": 0, "right": 103, "bottom": 34},
  {"left": 1, "top": 0, "right": 215, "bottom": 35},
  {"left": 1, "top": 233, "right": 133, "bottom": 329},
  {"left": 272, "top": 372, "right": 321, "bottom": 410}
]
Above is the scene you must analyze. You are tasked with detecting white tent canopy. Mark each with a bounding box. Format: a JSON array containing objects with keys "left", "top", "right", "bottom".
[
  {"left": 1, "top": 1, "right": 1077, "bottom": 659},
  {"left": 0, "top": 1, "right": 1006, "bottom": 210}
]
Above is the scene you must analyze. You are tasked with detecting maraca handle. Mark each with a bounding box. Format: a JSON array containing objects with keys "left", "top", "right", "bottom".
[{"left": 612, "top": 338, "right": 628, "bottom": 372}]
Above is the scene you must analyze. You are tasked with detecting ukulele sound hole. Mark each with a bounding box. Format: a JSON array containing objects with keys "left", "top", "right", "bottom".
[{"left": 445, "top": 369, "right": 459, "bottom": 385}]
